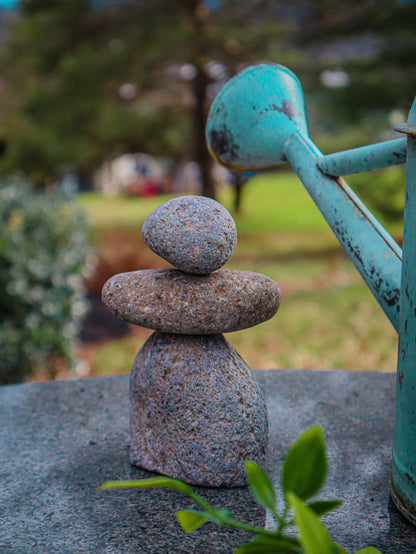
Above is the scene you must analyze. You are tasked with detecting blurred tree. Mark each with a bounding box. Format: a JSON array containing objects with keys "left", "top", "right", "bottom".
[
  {"left": 297, "top": 0, "right": 415, "bottom": 224},
  {"left": 0, "top": 1, "right": 414, "bottom": 200},
  {"left": 0, "top": 0, "right": 300, "bottom": 197},
  {"left": 299, "top": 0, "right": 416, "bottom": 125}
]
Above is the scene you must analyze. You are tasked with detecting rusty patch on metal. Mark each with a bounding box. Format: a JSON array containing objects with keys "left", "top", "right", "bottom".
[
  {"left": 384, "top": 288, "right": 401, "bottom": 307},
  {"left": 391, "top": 478, "right": 416, "bottom": 526},
  {"left": 209, "top": 127, "right": 240, "bottom": 162},
  {"left": 352, "top": 244, "right": 363, "bottom": 266},
  {"left": 406, "top": 472, "right": 416, "bottom": 485},
  {"left": 395, "top": 123, "right": 416, "bottom": 137},
  {"left": 343, "top": 237, "right": 364, "bottom": 267},
  {"left": 373, "top": 275, "right": 383, "bottom": 293},
  {"left": 367, "top": 266, "right": 401, "bottom": 314},
  {"left": 271, "top": 100, "right": 299, "bottom": 120}
]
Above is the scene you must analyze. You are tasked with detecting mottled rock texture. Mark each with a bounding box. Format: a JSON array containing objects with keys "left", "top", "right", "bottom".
[
  {"left": 102, "top": 269, "right": 281, "bottom": 334},
  {"left": 130, "top": 332, "right": 268, "bottom": 487},
  {"left": 141, "top": 195, "right": 237, "bottom": 274},
  {"left": 100, "top": 194, "right": 281, "bottom": 488}
]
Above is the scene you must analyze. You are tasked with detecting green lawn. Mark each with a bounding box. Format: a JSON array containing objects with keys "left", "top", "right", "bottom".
[
  {"left": 77, "top": 171, "right": 400, "bottom": 375},
  {"left": 79, "top": 169, "right": 402, "bottom": 238},
  {"left": 79, "top": 171, "right": 332, "bottom": 233},
  {"left": 79, "top": 190, "right": 177, "bottom": 229}
]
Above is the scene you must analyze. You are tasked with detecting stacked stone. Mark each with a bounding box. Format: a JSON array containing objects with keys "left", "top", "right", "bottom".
[{"left": 102, "top": 195, "right": 281, "bottom": 487}]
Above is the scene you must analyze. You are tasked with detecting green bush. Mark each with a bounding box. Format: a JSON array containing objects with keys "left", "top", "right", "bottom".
[
  {"left": 0, "top": 180, "right": 91, "bottom": 384},
  {"left": 349, "top": 166, "right": 405, "bottom": 225}
]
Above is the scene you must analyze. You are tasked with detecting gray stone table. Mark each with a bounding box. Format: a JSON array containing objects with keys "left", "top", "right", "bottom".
[{"left": 1, "top": 370, "right": 416, "bottom": 553}]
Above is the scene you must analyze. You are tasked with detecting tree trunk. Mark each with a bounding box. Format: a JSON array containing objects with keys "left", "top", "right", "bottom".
[
  {"left": 233, "top": 173, "right": 244, "bottom": 214},
  {"left": 192, "top": 67, "right": 215, "bottom": 199}
]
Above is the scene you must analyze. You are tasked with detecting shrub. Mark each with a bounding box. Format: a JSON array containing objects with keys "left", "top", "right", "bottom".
[
  {"left": 349, "top": 166, "right": 405, "bottom": 225},
  {"left": 0, "top": 180, "right": 91, "bottom": 384}
]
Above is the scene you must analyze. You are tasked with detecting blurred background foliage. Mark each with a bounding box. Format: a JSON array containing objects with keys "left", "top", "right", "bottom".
[
  {"left": 0, "top": 0, "right": 414, "bottom": 381},
  {"left": 0, "top": 180, "right": 91, "bottom": 384},
  {"left": 0, "top": 0, "right": 414, "bottom": 198}
]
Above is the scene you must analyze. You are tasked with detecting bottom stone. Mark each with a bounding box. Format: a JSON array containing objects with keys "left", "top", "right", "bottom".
[{"left": 130, "top": 332, "right": 268, "bottom": 487}]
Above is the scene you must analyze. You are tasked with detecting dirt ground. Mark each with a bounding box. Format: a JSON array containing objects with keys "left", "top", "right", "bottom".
[{"left": 79, "top": 228, "right": 167, "bottom": 352}]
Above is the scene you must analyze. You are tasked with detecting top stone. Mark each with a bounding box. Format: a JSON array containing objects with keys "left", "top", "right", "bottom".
[{"left": 141, "top": 195, "right": 237, "bottom": 274}]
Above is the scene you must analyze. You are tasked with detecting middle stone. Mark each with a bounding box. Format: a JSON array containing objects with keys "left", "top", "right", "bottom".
[{"left": 102, "top": 268, "right": 281, "bottom": 334}]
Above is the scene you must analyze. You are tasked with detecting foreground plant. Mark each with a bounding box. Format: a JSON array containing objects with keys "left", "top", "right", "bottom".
[{"left": 101, "top": 426, "right": 382, "bottom": 554}]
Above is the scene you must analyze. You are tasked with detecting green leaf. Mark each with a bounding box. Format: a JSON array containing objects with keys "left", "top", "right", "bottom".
[
  {"left": 100, "top": 477, "right": 194, "bottom": 496},
  {"left": 177, "top": 508, "right": 235, "bottom": 532},
  {"left": 307, "top": 500, "right": 343, "bottom": 517},
  {"left": 288, "top": 493, "right": 338, "bottom": 554},
  {"left": 206, "top": 508, "right": 235, "bottom": 526},
  {"left": 177, "top": 510, "right": 209, "bottom": 532},
  {"left": 282, "top": 426, "right": 327, "bottom": 500},
  {"left": 245, "top": 460, "right": 277, "bottom": 512},
  {"left": 251, "top": 535, "right": 301, "bottom": 548},
  {"left": 235, "top": 536, "right": 301, "bottom": 553},
  {"left": 355, "top": 546, "right": 383, "bottom": 554}
]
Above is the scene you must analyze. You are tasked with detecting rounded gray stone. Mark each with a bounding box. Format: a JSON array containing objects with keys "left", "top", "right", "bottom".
[
  {"left": 141, "top": 195, "right": 237, "bottom": 274},
  {"left": 102, "top": 269, "right": 281, "bottom": 334},
  {"left": 129, "top": 332, "right": 268, "bottom": 487}
]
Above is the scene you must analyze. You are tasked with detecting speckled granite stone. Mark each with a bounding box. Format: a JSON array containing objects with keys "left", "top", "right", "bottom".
[
  {"left": 100, "top": 195, "right": 281, "bottom": 489},
  {"left": 102, "top": 269, "right": 281, "bottom": 334},
  {"left": 141, "top": 196, "right": 237, "bottom": 274},
  {"left": 130, "top": 332, "right": 268, "bottom": 487}
]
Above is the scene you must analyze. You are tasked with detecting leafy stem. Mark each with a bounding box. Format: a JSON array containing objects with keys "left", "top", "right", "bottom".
[
  {"left": 276, "top": 505, "right": 290, "bottom": 533},
  {"left": 101, "top": 426, "right": 383, "bottom": 554}
]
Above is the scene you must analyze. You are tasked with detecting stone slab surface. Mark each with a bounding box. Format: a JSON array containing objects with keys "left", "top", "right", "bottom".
[
  {"left": 1, "top": 370, "right": 416, "bottom": 553},
  {"left": 260, "top": 370, "right": 416, "bottom": 554}
]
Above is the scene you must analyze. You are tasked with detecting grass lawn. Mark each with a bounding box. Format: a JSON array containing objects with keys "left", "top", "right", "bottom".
[
  {"left": 77, "top": 171, "right": 400, "bottom": 376},
  {"left": 80, "top": 171, "right": 335, "bottom": 233}
]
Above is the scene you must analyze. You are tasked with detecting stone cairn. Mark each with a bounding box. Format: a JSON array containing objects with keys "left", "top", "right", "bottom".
[{"left": 102, "top": 195, "right": 281, "bottom": 487}]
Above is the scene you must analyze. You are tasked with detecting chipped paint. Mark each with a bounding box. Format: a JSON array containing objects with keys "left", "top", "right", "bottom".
[
  {"left": 208, "top": 127, "right": 240, "bottom": 163},
  {"left": 271, "top": 99, "right": 299, "bottom": 120},
  {"left": 317, "top": 138, "right": 407, "bottom": 177},
  {"left": 392, "top": 97, "right": 416, "bottom": 522},
  {"left": 406, "top": 473, "right": 415, "bottom": 486},
  {"left": 206, "top": 63, "right": 308, "bottom": 170},
  {"left": 285, "top": 132, "right": 402, "bottom": 332}
]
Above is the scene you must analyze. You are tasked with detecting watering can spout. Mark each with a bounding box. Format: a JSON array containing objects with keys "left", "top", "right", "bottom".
[
  {"left": 206, "top": 63, "right": 308, "bottom": 171},
  {"left": 206, "top": 62, "right": 402, "bottom": 332}
]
